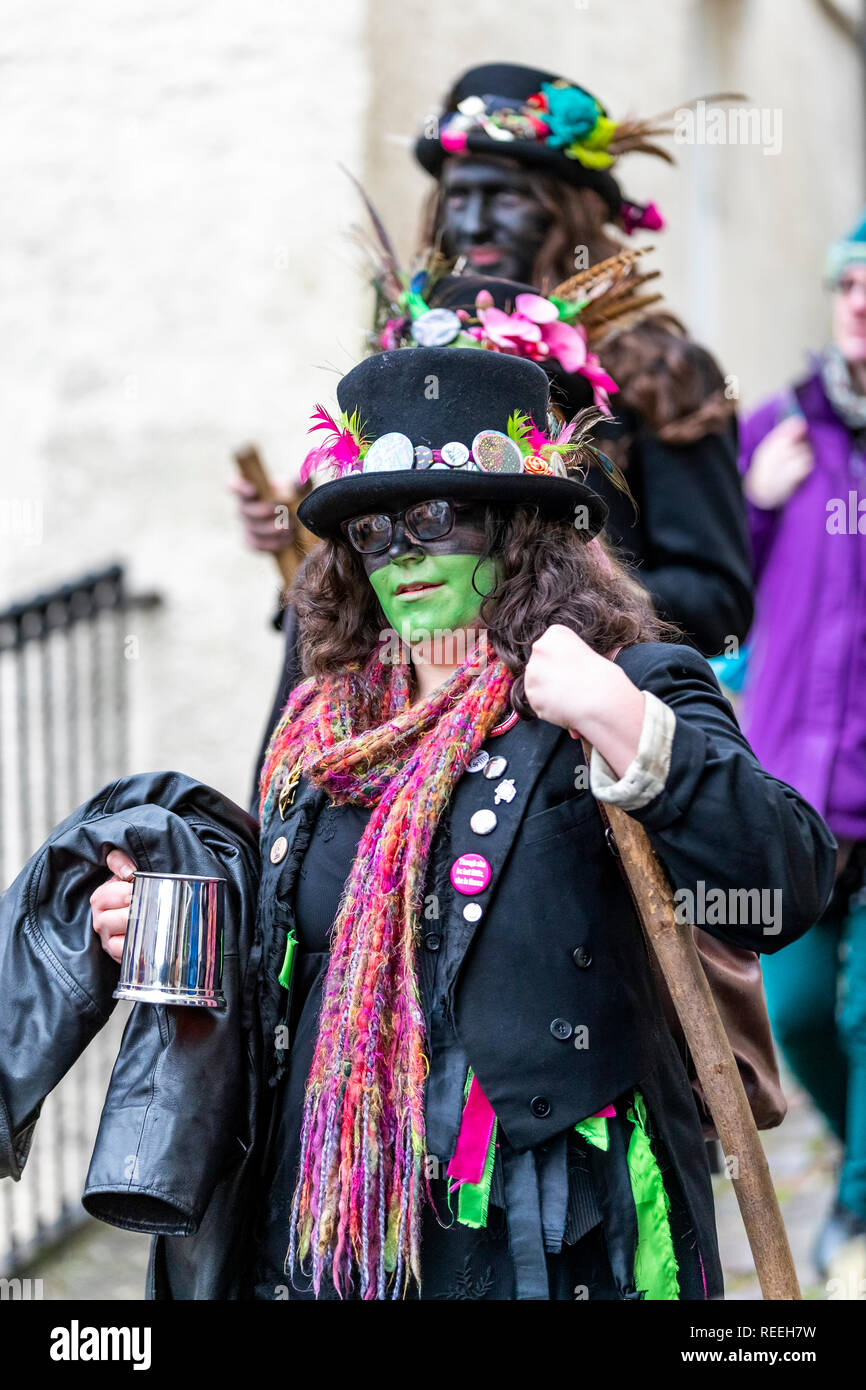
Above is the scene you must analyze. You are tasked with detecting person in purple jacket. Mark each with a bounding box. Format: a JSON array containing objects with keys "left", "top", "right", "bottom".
[{"left": 739, "top": 210, "right": 866, "bottom": 1287}]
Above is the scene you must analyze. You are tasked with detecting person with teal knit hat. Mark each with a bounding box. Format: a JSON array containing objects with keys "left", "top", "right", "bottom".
[
  {"left": 825, "top": 208, "right": 866, "bottom": 287},
  {"left": 738, "top": 207, "right": 866, "bottom": 1293}
]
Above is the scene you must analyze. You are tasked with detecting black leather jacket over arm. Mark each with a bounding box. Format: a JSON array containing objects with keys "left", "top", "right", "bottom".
[{"left": 0, "top": 772, "right": 262, "bottom": 1271}]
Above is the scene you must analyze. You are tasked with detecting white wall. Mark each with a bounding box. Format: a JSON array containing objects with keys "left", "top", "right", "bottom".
[{"left": 0, "top": 0, "right": 369, "bottom": 813}]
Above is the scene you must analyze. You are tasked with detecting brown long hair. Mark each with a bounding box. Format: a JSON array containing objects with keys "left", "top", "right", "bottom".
[
  {"left": 293, "top": 506, "right": 676, "bottom": 717},
  {"left": 418, "top": 157, "right": 733, "bottom": 444}
]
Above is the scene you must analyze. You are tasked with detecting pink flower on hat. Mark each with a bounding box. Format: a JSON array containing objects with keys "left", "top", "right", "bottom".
[
  {"left": 441, "top": 125, "right": 469, "bottom": 154},
  {"left": 468, "top": 291, "right": 618, "bottom": 410}
]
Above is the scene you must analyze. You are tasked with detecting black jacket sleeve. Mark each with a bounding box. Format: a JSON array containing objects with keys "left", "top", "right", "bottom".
[
  {"left": 617, "top": 643, "right": 837, "bottom": 952},
  {"left": 594, "top": 417, "right": 754, "bottom": 656}
]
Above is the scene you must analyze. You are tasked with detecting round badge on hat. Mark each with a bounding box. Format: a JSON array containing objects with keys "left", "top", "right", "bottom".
[
  {"left": 440, "top": 441, "right": 470, "bottom": 469},
  {"left": 471, "top": 430, "right": 523, "bottom": 474},
  {"left": 411, "top": 308, "right": 462, "bottom": 347},
  {"left": 414, "top": 445, "right": 434, "bottom": 469},
  {"left": 363, "top": 432, "right": 414, "bottom": 474},
  {"left": 466, "top": 750, "right": 490, "bottom": 774}
]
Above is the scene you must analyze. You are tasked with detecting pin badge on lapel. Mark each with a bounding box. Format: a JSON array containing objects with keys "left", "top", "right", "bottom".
[
  {"left": 278, "top": 756, "right": 304, "bottom": 820},
  {"left": 484, "top": 755, "right": 508, "bottom": 779},
  {"left": 494, "top": 779, "right": 516, "bottom": 805},
  {"left": 451, "top": 853, "right": 491, "bottom": 894},
  {"left": 470, "top": 809, "right": 497, "bottom": 836}
]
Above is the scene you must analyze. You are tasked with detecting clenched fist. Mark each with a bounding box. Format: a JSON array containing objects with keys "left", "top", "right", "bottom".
[{"left": 523, "top": 624, "right": 646, "bottom": 779}]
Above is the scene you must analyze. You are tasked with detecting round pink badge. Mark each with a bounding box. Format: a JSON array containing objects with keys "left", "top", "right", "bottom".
[{"left": 450, "top": 853, "right": 492, "bottom": 895}]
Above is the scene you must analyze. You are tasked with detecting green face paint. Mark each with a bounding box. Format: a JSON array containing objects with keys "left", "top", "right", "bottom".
[{"left": 369, "top": 552, "right": 498, "bottom": 646}]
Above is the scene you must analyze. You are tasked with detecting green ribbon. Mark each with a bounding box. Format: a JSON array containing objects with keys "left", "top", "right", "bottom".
[
  {"left": 574, "top": 1114, "right": 611, "bottom": 1152},
  {"left": 576, "top": 1093, "right": 679, "bottom": 1299},
  {"left": 278, "top": 930, "right": 297, "bottom": 989},
  {"left": 452, "top": 1069, "right": 498, "bottom": 1230},
  {"left": 624, "top": 1091, "right": 680, "bottom": 1300},
  {"left": 449, "top": 1078, "right": 679, "bottom": 1299}
]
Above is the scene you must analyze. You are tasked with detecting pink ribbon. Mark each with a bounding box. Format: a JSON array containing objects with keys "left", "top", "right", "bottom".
[
  {"left": 447, "top": 1075, "right": 497, "bottom": 1186},
  {"left": 447, "top": 1080, "right": 617, "bottom": 1187}
]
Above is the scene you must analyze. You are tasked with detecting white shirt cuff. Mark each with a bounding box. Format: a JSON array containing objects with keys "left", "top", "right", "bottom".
[{"left": 589, "top": 691, "right": 676, "bottom": 811}]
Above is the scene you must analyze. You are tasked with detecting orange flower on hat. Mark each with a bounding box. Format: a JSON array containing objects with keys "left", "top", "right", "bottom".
[{"left": 523, "top": 453, "right": 555, "bottom": 475}]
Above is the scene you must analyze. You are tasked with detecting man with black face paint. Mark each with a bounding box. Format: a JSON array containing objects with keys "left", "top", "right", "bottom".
[
  {"left": 415, "top": 63, "right": 753, "bottom": 660},
  {"left": 436, "top": 160, "right": 550, "bottom": 282}
]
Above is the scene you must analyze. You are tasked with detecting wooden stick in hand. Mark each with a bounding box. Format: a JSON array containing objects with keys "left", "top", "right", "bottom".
[
  {"left": 599, "top": 795, "right": 801, "bottom": 1300},
  {"left": 233, "top": 443, "right": 314, "bottom": 590}
]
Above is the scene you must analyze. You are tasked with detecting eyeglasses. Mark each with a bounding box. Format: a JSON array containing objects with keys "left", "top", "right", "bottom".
[
  {"left": 342, "top": 499, "right": 458, "bottom": 555},
  {"left": 833, "top": 274, "right": 866, "bottom": 299}
]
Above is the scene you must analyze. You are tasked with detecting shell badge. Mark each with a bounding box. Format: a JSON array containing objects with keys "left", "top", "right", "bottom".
[{"left": 362, "top": 432, "right": 415, "bottom": 474}]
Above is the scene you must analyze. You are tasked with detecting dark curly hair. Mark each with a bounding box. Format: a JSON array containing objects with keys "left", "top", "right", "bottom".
[{"left": 293, "top": 506, "right": 676, "bottom": 717}]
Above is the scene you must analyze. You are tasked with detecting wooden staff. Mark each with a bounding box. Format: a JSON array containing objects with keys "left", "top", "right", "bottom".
[
  {"left": 233, "top": 443, "right": 315, "bottom": 590},
  {"left": 600, "top": 797, "right": 801, "bottom": 1300}
]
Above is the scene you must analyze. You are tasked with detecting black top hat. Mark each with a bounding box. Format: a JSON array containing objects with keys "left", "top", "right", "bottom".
[
  {"left": 414, "top": 62, "right": 622, "bottom": 215},
  {"left": 297, "top": 348, "right": 607, "bottom": 539}
]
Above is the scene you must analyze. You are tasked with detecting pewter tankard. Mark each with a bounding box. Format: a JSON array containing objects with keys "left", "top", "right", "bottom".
[{"left": 113, "top": 871, "right": 226, "bottom": 1009}]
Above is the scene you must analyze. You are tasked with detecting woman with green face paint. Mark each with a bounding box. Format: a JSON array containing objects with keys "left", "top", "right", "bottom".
[
  {"left": 361, "top": 501, "right": 499, "bottom": 700},
  {"left": 248, "top": 347, "right": 833, "bottom": 1302},
  {"left": 355, "top": 496, "right": 648, "bottom": 765},
  {"left": 90, "top": 347, "right": 835, "bottom": 1302}
]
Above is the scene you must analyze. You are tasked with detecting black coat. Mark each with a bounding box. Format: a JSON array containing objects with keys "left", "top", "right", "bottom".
[
  {"left": 591, "top": 410, "right": 753, "bottom": 657},
  {"left": 0, "top": 646, "right": 836, "bottom": 1299}
]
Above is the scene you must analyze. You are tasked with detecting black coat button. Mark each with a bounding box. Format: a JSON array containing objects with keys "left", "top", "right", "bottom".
[
  {"left": 424, "top": 932, "right": 442, "bottom": 952},
  {"left": 530, "top": 1096, "right": 551, "bottom": 1118},
  {"left": 572, "top": 946, "right": 592, "bottom": 969},
  {"left": 550, "top": 1018, "right": 573, "bottom": 1041}
]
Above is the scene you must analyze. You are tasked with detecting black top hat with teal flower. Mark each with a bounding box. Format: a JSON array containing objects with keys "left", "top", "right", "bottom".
[{"left": 414, "top": 62, "right": 668, "bottom": 235}]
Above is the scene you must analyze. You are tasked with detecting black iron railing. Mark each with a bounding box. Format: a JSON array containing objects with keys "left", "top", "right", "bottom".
[{"left": 0, "top": 563, "right": 161, "bottom": 1276}]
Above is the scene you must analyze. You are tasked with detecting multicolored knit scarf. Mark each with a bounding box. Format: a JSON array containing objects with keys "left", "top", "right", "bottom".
[{"left": 258, "top": 645, "right": 514, "bottom": 1298}]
